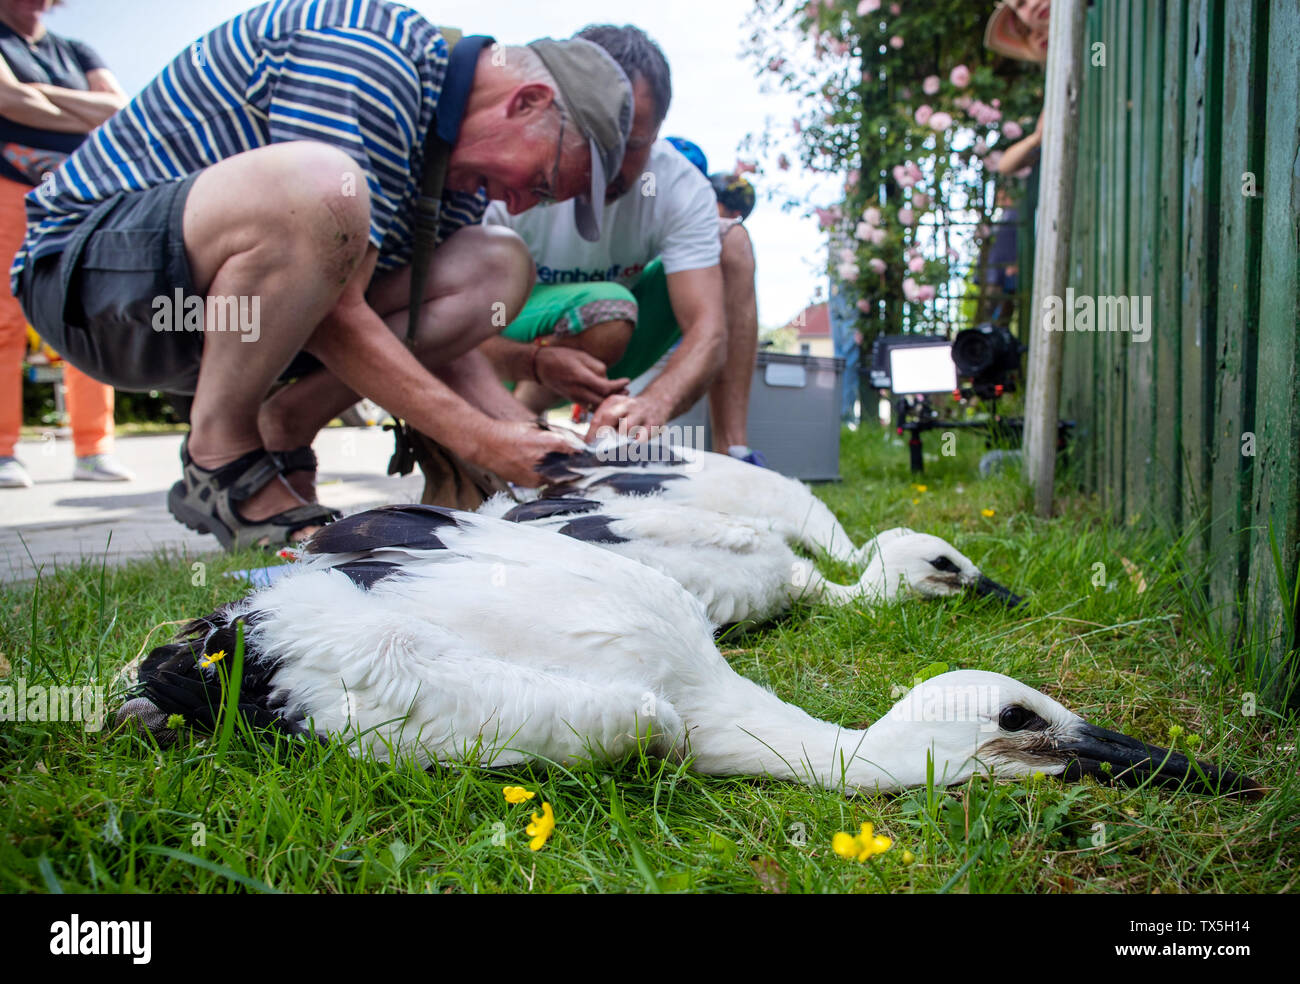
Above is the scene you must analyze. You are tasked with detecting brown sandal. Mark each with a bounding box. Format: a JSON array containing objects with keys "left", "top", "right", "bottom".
[{"left": 166, "top": 436, "right": 339, "bottom": 551}]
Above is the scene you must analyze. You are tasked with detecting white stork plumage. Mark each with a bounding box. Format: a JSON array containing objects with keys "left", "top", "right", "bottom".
[
  {"left": 120, "top": 505, "right": 1257, "bottom": 798},
  {"left": 534, "top": 441, "right": 870, "bottom": 563},
  {"left": 477, "top": 493, "right": 1021, "bottom": 626}
]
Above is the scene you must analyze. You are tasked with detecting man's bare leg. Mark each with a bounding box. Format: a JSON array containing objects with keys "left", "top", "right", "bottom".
[
  {"left": 182, "top": 142, "right": 369, "bottom": 533},
  {"left": 708, "top": 224, "right": 758, "bottom": 452},
  {"left": 256, "top": 224, "right": 537, "bottom": 494}
]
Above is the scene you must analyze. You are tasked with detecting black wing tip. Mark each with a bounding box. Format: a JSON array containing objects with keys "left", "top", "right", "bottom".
[{"left": 304, "top": 504, "right": 462, "bottom": 556}]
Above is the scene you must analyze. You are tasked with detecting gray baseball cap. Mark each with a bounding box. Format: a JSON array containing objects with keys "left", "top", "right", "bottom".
[{"left": 527, "top": 37, "right": 634, "bottom": 241}]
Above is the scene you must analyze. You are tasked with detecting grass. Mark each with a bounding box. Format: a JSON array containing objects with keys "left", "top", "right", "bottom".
[{"left": 1, "top": 426, "right": 1297, "bottom": 893}]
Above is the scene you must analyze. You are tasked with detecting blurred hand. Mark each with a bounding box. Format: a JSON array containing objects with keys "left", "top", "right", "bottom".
[
  {"left": 476, "top": 419, "right": 576, "bottom": 486},
  {"left": 584, "top": 393, "right": 671, "bottom": 443},
  {"left": 535, "top": 346, "right": 630, "bottom": 408}
]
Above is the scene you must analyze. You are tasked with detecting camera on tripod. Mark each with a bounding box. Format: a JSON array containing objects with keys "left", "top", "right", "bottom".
[
  {"left": 867, "top": 322, "right": 1024, "bottom": 401},
  {"left": 867, "top": 323, "right": 1036, "bottom": 474}
]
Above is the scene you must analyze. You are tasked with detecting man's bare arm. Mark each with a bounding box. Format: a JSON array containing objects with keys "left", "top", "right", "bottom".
[
  {"left": 307, "top": 248, "right": 572, "bottom": 484},
  {"left": 586, "top": 264, "right": 726, "bottom": 439}
]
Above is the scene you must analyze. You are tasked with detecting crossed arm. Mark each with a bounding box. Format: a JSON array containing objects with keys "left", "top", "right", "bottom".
[{"left": 0, "top": 54, "right": 127, "bottom": 133}]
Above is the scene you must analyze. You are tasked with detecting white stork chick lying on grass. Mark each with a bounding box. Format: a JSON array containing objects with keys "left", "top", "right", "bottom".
[
  {"left": 119, "top": 505, "right": 1258, "bottom": 799},
  {"left": 477, "top": 494, "right": 1021, "bottom": 626}
]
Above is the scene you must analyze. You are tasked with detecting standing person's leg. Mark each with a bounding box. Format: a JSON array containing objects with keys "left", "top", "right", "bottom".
[
  {"left": 65, "top": 363, "right": 135, "bottom": 480},
  {"left": 828, "top": 283, "right": 860, "bottom": 424},
  {"left": 0, "top": 175, "right": 33, "bottom": 486},
  {"left": 707, "top": 222, "right": 759, "bottom": 453}
]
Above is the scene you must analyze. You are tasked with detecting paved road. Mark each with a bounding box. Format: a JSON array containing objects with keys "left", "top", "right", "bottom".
[{"left": 0, "top": 428, "right": 424, "bottom": 583}]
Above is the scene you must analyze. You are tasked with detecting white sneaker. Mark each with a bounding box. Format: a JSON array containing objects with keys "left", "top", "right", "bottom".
[
  {"left": 0, "top": 456, "right": 33, "bottom": 488},
  {"left": 74, "top": 453, "right": 136, "bottom": 482}
]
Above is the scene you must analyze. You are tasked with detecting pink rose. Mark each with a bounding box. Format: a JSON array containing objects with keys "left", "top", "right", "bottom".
[
  {"left": 869, "top": 226, "right": 887, "bottom": 245},
  {"left": 902, "top": 277, "right": 919, "bottom": 302},
  {"left": 906, "top": 161, "right": 923, "bottom": 182},
  {"left": 838, "top": 247, "right": 856, "bottom": 264},
  {"left": 898, "top": 207, "right": 915, "bottom": 226},
  {"left": 863, "top": 206, "right": 882, "bottom": 225},
  {"left": 889, "top": 35, "right": 904, "bottom": 49},
  {"left": 914, "top": 104, "right": 933, "bottom": 126},
  {"left": 953, "top": 95, "right": 972, "bottom": 110},
  {"left": 855, "top": 221, "right": 874, "bottom": 241},
  {"left": 857, "top": 0, "right": 881, "bottom": 13},
  {"left": 1003, "top": 121, "right": 1024, "bottom": 140},
  {"left": 905, "top": 245, "right": 920, "bottom": 260},
  {"left": 977, "top": 224, "right": 991, "bottom": 238},
  {"left": 908, "top": 256, "right": 924, "bottom": 273},
  {"left": 991, "top": 98, "right": 1001, "bottom": 109},
  {"left": 857, "top": 298, "right": 874, "bottom": 314},
  {"left": 867, "top": 259, "right": 886, "bottom": 276},
  {"left": 916, "top": 284, "right": 936, "bottom": 302},
  {"left": 949, "top": 64, "right": 971, "bottom": 88},
  {"left": 973, "top": 139, "right": 989, "bottom": 156},
  {"left": 929, "top": 111, "right": 953, "bottom": 131},
  {"left": 845, "top": 169, "right": 860, "bottom": 190},
  {"left": 922, "top": 75, "right": 940, "bottom": 96},
  {"left": 911, "top": 192, "right": 930, "bottom": 210},
  {"left": 814, "top": 207, "right": 838, "bottom": 230},
  {"left": 837, "top": 261, "right": 860, "bottom": 282},
  {"left": 891, "top": 164, "right": 915, "bottom": 188},
  {"left": 890, "top": 2, "right": 901, "bottom": 13}
]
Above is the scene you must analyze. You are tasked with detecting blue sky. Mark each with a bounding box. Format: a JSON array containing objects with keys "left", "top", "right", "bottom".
[{"left": 47, "top": 0, "right": 836, "bottom": 327}]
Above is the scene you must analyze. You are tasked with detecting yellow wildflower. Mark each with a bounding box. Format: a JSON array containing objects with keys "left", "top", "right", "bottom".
[
  {"left": 831, "top": 832, "right": 859, "bottom": 859},
  {"left": 982, "top": 508, "right": 996, "bottom": 517},
  {"left": 832, "top": 821, "right": 892, "bottom": 862},
  {"left": 526, "top": 802, "right": 555, "bottom": 851},
  {"left": 912, "top": 498, "right": 920, "bottom": 505},
  {"left": 503, "top": 785, "right": 535, "bottom": 804},
  {"left": 912, "top": 484, "right": 928, "bottom": 493},
  {"left": 902, "top": 849, "right": 915, "bottom": 865},
  {"left": 198, "top": 649, "right": 226, "bottom": 669}
]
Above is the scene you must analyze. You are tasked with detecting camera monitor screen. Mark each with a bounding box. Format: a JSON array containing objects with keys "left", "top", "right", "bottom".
[{"left": 888, "top": 343, "right": 958, "bottom": 394}]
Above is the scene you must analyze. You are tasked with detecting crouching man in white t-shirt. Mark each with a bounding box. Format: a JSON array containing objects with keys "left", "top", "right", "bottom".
[{"left": 478, "top": 24, "right": 764, "bottom": 464}]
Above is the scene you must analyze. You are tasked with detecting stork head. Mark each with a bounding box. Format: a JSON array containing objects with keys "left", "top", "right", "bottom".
[
  {"left": 871, "top": 670, "right": 1261, "bottom": 797},
  {"left": 860, "top": 529, "right": 1024, "bottom": 607}
]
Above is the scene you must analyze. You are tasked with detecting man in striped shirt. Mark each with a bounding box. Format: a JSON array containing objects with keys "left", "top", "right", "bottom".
[{"left": 11, "top": 0, "right": 633, "bottom": 549}]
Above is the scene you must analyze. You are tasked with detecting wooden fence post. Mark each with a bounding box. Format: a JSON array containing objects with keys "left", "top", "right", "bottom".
[{"left": 1022, "top": 0, "right": 1088, "bottom": 516}]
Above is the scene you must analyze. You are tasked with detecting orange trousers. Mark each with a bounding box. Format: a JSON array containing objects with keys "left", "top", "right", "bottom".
[{"left": 0, "top": 174, "right": 113, "bottom": 458}]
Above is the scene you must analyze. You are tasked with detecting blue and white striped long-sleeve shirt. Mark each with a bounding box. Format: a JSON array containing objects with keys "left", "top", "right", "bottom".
[{"left": 11, "top": 0, "right": 487, "bottom": 288}]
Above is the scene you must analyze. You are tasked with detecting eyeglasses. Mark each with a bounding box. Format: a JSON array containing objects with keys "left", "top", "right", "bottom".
[{"left": 531, "top": 111, "right": 565, "bottom": 206}]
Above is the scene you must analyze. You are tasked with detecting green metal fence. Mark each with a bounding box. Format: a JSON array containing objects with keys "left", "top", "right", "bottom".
[{"left": 1059, "top": 0, "right": 1299, "bottom": 692}]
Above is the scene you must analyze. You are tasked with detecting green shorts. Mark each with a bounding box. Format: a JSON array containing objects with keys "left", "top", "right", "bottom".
[{"left": 502, "top": 257, "right": 679, "bottom": 381}]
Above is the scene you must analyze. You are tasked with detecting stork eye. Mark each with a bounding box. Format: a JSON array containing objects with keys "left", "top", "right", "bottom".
[
  {"left": 930, "top": 556, "right": 960, "bottom": 573},
  {"left": 999, "top": 705, "right": 1032, "bottom": 731}
]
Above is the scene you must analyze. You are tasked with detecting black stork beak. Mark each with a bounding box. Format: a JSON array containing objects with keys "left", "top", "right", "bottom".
[
  {"left": 973, "top": 573, "right": 1026, "bottom": 609},
  {"left": 1056, "top": 722, "right": 1263, "bottom": 799}
]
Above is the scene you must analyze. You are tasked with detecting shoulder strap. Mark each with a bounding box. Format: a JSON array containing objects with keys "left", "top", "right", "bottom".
[{"left": 406, "top": 28, "right": 461, "bottom": 346}]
